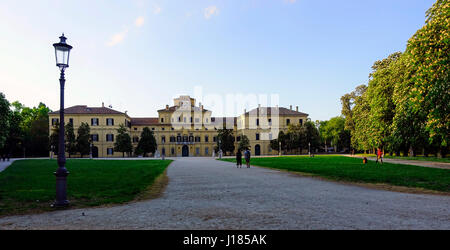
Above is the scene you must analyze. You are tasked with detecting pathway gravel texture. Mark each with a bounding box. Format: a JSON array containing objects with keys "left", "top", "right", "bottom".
[
  {"left": 0, "top": 159, "right": 16, "bottom": 172},
  {"left": 0, "top": 157, "right": 449, "bottom": 229}
]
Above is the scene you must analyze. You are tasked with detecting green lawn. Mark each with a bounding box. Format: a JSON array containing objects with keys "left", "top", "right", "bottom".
[
  {"left": 356, "top": 154, "right": 450, "bottom": 163},
  {"left": 0, "top": 159, "right": 172, "bottom": 217},
  {"left": 220, "top": 156, "right": 450, "bottom": 192}
]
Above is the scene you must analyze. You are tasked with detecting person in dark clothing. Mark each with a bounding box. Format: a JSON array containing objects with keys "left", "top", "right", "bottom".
[
  {"left": 236, "top": 150, "right": 242, "bottom": 168},
  {"left": 244, "top": 149, "right": 251, "bottom": 168}
]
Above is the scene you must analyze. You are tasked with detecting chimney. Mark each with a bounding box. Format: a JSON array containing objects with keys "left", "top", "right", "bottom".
[
  {"left": 296, "top": 106, "right": 299, "bottom": 112},
  {"left": 166, "top": 104, "right": 169, "bottom": 110},
  {"left": 244, "top": 108, "right": 246, "bottom": 113},
  {"left": 102, "top": 102, "right": 104, "bottom": 108},
  {"left": 258, "top": 104, "right": 261, "bottom": 109},
  {"left": 290, "top": 105, "right": 292, "bottom": 110}
]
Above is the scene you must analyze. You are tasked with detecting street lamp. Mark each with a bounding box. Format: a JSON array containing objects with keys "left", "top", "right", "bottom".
[
  {"left": 89, "top": 140, "right": 93, "bottom": 159},
  {"left": 218, "top": 139, "right": 222, "bottom": 159},
  {"left": 52, "top": 33, "right": 72, "bottom": 208},
  {"left": 279, "top": 141, "right": 282, "bottom": 156},
  {"left": 308, "top": 142, "right": 311, "bottom": 156}
]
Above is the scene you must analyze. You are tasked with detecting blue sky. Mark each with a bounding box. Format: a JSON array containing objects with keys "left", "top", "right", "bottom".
[{"left": 0, "top": 0, "right": 435, "bottom": 121}]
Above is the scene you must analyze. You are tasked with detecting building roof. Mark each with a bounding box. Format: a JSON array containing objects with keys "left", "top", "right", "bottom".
[
  {"left": 130, "top": 117, "right": 159, "bottom": 126},
  {"left": 157, "top": 106, "right": 209, "bottom": 112},
  {"left": 49, "top": 105, "right": 126, "bottom": 115},
  {"left": 245, "top": 107, "right": 308, "bottom": 116}
]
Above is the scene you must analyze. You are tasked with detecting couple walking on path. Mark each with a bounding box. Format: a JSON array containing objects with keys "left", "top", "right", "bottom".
[{"left": 236, "top": 149, "right": 251, "bottom": 168}]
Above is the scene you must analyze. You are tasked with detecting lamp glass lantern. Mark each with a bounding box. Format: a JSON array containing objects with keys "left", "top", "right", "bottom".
[{"left": 53, "top": 34, "right": 72, "bottom": 69}]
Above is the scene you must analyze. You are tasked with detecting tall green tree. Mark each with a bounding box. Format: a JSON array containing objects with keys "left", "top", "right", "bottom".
[
  {"left": 270, "top": 131, "right": 286, "bottom": 153},
  {"left": 237, "top": 134, "right": 250, "bottom": 151},
  {"left": 0, "top": 93, "right": 10, "bottom": 150},
  {"left": 114, "top": 124, "right": 133, "bottom": 157},
  {"left": 319, "top": 117, "right": 347, "bottom": 152},
  {"left": 303, "top": 121, "right": 321, "bottom": 153},
  {"left": 65, "top": 122, "right": 77, "bottom": 158},
  {"left": 135, "top": 127, "right": 157, "bottom": 157},
  {"left": 365, "top": 52, "right": 402, "bottom": 150},
  {"left": 49, "top": 120, "right": 60, "bottom": 156},
  {"left": 76, "top": 122, "right": 91, "bottom": 158},
  {"left": 216, "top": 129, "right": 235, "bottom": 155},
  {"left": 406, "top": 0, "right": 449, "bottom": 157},
  {"left": 5, "top": 103, "right": 24, "bottom": 157}
]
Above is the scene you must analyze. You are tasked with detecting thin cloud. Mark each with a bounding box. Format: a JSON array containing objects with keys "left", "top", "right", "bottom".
[
  {"left": 135, "top": 16, "right": 145, "bottom": 27},
  {"left": 106, "top": 28, "right": 129, "bottom": 47},
  {"left": 204, "top": 6, "right": 219, "bottom": 19},
  {"left": 284, "top": 0, "right": 297, "bottom": 3},
  {"left": 153, "top": 5, "right": 162, "bottom": 14}
]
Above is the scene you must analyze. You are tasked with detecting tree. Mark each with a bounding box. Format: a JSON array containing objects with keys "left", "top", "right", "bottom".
[
  {"left": 237, "top": 134, "right": 250, "bottom": 151},
  {"left": 270, "top": 131, "right": 286, "bottom": 153},
  {"left": 216, "top": 129, "right": 235, "bottom": 155},
  {"left": 5, "top": 101, "right": 24, "bottom": 157},
  {"left": 365, "top": 52, "right": 402, "bottom": 151},
  {"left": 135, "top": 127, "right": 157, "bottom": 157},
  {"left": 351, "top": 85, "right": 371, "bottom": 152},
  {"left": 114, "top": 124, "right": 133, "bottom": 157},
  {"left": 319, "top": 117, "right": 347, "bottom": 152},
  {"left": 49, "top": 120, "right": 60, "bottom": 156},
  {"left": 0, "top": 92, "right": 10, "bottom": 150},
  {"left": 65, "top": 122, "right": 77, "bottom": 158},
  {"left": 29, "top": 103, "right": 50, "bottom": 156},
  {"left": 303, "top": 121, "right": 321, "bottom": 153},
  {"left": 406, "top": 0, "right": 449, "bottom": 157},
  {"left": 287, "top": 124, "right": 305, "bottom": 153},
  {"left": 76, "top": 122, "right": 90, "bottom": 158}
]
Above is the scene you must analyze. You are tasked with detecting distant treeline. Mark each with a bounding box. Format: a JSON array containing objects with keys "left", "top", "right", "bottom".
[{"left": 0, "top": 95, "right": 51, "bottom": 157}]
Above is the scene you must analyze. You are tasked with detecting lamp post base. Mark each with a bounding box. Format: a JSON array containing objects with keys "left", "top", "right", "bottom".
[
  {"left": 52, "top": 200, "right": 70, "bottom": 208},
  {"left": 53, "top": 167, "right": 70, "bottom": 208}
]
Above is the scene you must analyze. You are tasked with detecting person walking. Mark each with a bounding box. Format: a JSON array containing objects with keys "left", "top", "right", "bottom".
[
  {"left": 245, "top": 148, "right": 251, "bottom": 168},
  {"left": 236, "top": 150, "right": 242, "bottom": 168},
  {"left": 376, "top": 148, "right": 383, "bottom": 164}
]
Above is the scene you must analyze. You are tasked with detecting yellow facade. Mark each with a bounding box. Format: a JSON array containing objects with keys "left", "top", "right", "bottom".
[{"left": 48, "top": 96, "right": 308, "bottom": 157}]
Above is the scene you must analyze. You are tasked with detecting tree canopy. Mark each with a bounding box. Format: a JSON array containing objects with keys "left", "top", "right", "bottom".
[
  {"left": 114, "top": 124, "right": 133, "bottom": 157},
  {"left": 135, "top": 127, "right": 157, "bottom": 157}
]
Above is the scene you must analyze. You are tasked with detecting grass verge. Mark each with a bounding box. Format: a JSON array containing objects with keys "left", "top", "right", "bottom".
[
  {"left": 0, "top": 159, "right": 172, "bottom": 217},
  {"left": 220, "top": 156, "right": 450, "bottom": 193}
]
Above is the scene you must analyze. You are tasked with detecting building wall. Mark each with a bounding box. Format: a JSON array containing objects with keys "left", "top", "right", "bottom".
[
  {"left": 49, "top": 113, "right": 130, "bottom": 158},
  {"left": 48, "top": 99, "right": 309, "bottom": 158}
]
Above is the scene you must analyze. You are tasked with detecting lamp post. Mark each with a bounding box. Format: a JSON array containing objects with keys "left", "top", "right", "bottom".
[
  {"left": 51, "top": 145, "right": 54, "bottom": 159},
  {"left": 218, "top": 139, "right": 222, "bottom": 159},
  {"left": 308, "top": 142, "right": 311, "bottom": 156},
  {"left": 279, "top": 141, "right": 282, "bottom": 156},
  {"left": 89, "top": 140, "right": 93, "bottom": 159},
  {"left": 53, "top": 33, "right": 72, "bottom": 208}
]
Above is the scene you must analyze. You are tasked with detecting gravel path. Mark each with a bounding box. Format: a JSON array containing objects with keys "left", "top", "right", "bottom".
[
  {"left": 0, "top": 159, "right": 16, "bottom": 172},
  {"left": 0, "top": 157, "right": 449, "bottom": 229}
]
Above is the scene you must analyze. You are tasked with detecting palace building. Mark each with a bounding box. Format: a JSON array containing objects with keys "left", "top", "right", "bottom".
[{"left": 48, "top": 95, "right": 308, "bottom": 157}]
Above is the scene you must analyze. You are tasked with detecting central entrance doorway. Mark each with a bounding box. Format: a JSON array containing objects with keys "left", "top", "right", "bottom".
[
  {"left": 92, "top": 146, "right": 99, "bottom": 158},
  {"left": 255, "top": 144, "right": 261, "bottom": 156},
  {"left": 182, "top": 145, "right": 189, "bottom": 157}
]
